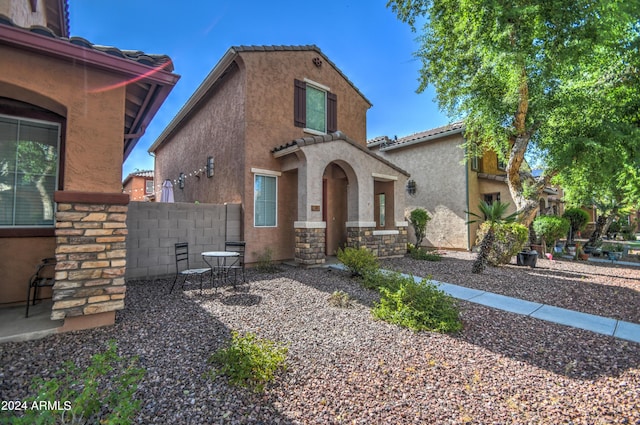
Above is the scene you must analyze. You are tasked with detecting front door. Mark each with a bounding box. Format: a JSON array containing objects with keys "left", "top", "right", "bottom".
[{"left": 322, "top": 164, "right": 348, "bottom": 255}]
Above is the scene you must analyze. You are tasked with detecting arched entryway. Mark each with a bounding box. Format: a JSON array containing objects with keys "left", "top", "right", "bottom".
[{"left": 323, "top": 162, "right": 349, "bottom": 255}]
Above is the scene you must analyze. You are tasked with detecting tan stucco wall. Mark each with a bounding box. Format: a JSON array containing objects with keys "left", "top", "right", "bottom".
[
  {"left": 375, "top": 134, "right": 469, "bottom": 250},
  {"left": 1, "top": 44, "right": 127, "bottom": 304}
]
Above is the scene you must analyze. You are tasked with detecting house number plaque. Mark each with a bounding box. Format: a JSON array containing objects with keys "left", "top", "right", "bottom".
[{"left": 311, "top": 205, "right": 320, "bottom": 211}]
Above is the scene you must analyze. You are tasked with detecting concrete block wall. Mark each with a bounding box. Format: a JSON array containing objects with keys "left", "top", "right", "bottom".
[{"left": 126, "top": 202, "right": 242, "bottom": 279}]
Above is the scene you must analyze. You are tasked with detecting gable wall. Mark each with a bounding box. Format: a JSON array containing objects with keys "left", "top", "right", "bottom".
[{"left": 375, "top": 133, "right": 469, "bottom": 249}]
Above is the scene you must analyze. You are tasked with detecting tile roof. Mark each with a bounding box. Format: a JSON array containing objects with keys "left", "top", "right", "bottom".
[
  {"left": 368, "top": 121, "right": 465, "bottom": 151},
  {"left": 272, "top": 131, "right": 410, "bottom": 177},
  {"left": 0, "top": 14, "right": 173, "bottom": 71}
]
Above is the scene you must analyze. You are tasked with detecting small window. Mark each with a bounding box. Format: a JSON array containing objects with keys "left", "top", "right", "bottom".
[
  {"left": 294, "top": 79, "right": 337, "bottom": 133},
  {"left": 471, "top": 156, "right": 479, "bottom": 171},
  {"left": 497, "top": 156, "right": 506, "bottom": 170},
  {"left": 0, "top": 115, "right": 59, "bottom": 227},
  {"left": 254, "top": 174, "right": 277, "bottom": 227},
  {"left": 378, "top": 193, "right": 386, "bottom": 227},
  {"left": 145, "top": 179, "right": 154, "bottom": 194}
]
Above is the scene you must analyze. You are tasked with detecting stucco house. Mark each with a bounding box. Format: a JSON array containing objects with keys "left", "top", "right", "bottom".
[
  {"left": 0, "top": 0, "right": 178, "bottom": 332},
  {"left": 122, "top": 170, "right": 155, "bottom": 202},
  {"left": 368, "top": 122, "right": 564, "bottom": 250},
  {"left": 149, "top": 45, "right": 409, "bottom": 265}
]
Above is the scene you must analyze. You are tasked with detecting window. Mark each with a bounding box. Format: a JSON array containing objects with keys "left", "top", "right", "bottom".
[
  {"left": 145, "top": 179, "right": 154, "bottom": 194},
  {"left": 378, "top": 193, "right": 386, "bottom": 227},
  {"left": 254, "top": 174, "right": 277, "bottom": 227},
  {"left": 0, "top": 115, "right": 59, "bottom": 227},
  {"left": 471, "top": 156, "right": 479, "bottom": 171},
  {"left": 294, "top": 79, "right": 337, "bottom": 133},
  {"left": 497, "top": 156, "right": 507, "bottom": 170}
]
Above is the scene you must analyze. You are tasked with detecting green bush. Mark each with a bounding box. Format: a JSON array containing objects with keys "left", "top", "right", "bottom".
[
  {"left": 476, "top": 221, "right": 528, "bottom": 265},
  {"left": 372, "top": 273, "right": 462, "bottom": 333},
  {"left": 533, "top": 215, "right": 570, "bottom": 250},
  {"left": 408, "top": 246, "right": 442, "bottom": 261},
  {"left": 208, "top": 331, "right": 288, "bottom": 393},
  {"left": 336, "top": 246, "right": 379, "bottom": 277},
  {"left": 562, "top": 207, "right": 590, "bottom": 240},
  {"left": 9, "top": 340, "right": 144, "bottom": 425},
  {"left": 409, "top": 208, "right": 431, "bottom": 247}
]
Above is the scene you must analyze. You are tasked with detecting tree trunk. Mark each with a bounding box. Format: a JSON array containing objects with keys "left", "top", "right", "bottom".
[{"left": 472, "top": 228, "right": 495, "bottom": 274}]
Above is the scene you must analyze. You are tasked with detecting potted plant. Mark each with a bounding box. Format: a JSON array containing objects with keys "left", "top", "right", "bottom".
[{"left": 575, "top": 243, "right": 589, "bottom": 260}]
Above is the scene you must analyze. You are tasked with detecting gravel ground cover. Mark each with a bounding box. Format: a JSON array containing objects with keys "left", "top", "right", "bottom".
[
  {"left": 1, "top": 255, "right": 639, "bottom": 424},
  {"left": 380, "top": 251, "right": 640, "bottom": 324}
]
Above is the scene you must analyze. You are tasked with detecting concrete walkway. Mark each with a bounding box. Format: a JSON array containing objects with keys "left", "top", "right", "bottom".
[{"left": 328, "top": 264, "right": 640, "bottom": 344}]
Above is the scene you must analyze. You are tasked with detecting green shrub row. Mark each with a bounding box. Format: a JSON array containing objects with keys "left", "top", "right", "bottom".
[{"left": 338, "top": 246, "right": 462, "bottom": 333}]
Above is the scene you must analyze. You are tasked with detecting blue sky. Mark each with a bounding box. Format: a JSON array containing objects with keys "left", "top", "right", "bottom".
[{"left": 69, "top": 1, "right": 450, "bottom": 177}]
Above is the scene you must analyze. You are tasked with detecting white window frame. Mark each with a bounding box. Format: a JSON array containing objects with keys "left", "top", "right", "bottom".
[
  {"left": 145, "top": 179, "right": 154, "bottom": 194},
  {"left": 0, "top": 113, "right": 60, "bottom": 228},
  {"left": 252, "top": 168, "right": 280, "bottom": 228},
  {"left": 303, "top": 79, "right": 330, "bottom": 135}
]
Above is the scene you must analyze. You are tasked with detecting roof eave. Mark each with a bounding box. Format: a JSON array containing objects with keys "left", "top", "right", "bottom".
[
  {"left": 148, "top": 47, "right": 238, "bottom": 153},
  {"left": 381, "top": 125, "right": 465, "bottom": 152}
]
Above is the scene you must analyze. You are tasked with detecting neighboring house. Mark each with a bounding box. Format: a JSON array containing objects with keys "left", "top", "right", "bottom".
[
  {"left": 0, "top": 0, "right": 178, "bottom": 331},
  {"left": 149, "top": 45, "right": 409, "bottom": 265},
  {"left": 369, "top": 123, "right": 563, "bottom": 250},
  {"left": 123, "top": 170, "right": 155, "bottom": 202}
]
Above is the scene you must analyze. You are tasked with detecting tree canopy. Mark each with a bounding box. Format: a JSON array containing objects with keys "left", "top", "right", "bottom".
[{"left": 387, "top": 0, "right": 640, "bottom": 226}]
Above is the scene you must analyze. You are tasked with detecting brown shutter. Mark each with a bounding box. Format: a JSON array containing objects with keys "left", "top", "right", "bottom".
[
  {"left": 327, "top": 92, "right": 337, "bottom": 133},
  {"left": 294, "top": 79, "right": 306, "bottom": 128}
]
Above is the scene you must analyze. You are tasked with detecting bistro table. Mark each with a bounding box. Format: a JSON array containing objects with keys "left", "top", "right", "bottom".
[{"left": 201, "top": 251, "right": 240, "bottom": 290}]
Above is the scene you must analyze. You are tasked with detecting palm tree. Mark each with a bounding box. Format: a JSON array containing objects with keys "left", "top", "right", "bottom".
[{"left": 467, "top": 201, "right": 519, "bottom": 274}]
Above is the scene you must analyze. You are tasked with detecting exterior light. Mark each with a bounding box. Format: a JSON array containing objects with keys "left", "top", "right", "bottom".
[
  {"left": 179, "top": 172, "right": 185, "bottom": 189},
  {"left": 406, "top": 179, "right": 416, "bottom": 195},
  {"left": 206, "top": 156, "right": 214, "bottom": 178}
]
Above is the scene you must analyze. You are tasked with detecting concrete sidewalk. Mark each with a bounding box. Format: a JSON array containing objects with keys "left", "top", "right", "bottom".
[{"left": 328, "top": 264, "right": 640, "bottom": 344}]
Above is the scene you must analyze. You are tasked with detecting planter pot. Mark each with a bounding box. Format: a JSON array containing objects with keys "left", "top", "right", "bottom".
[{"left": 578, "top": 253, "right": 589, "bottom": 261}]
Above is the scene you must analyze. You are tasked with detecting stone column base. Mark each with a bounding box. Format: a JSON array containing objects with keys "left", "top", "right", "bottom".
[
  {"left": 346, "top": 225, "right": 407, "bottom": 258},
  {"left": 294, "top": 222, "right": 326, "bottom": 265}
]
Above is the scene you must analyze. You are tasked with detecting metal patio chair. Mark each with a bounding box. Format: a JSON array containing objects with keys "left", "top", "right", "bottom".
[
  {"left": 26, "top": 257, "right": 56, "bottom": 318},
  {"left": 169, "top": 242, "right": 211, "bottom": 294},
  {"left": 224, "top": 241, "right": 246, "bottom": 286}
]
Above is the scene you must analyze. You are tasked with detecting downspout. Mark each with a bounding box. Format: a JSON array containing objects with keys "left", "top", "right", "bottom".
[{"left": 465, "top": 148, "right": 471, "bottom": 251}]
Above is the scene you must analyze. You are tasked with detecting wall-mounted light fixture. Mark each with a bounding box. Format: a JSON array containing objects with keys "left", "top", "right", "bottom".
[
  {"left": 178, "top": 172, "right": 185, "bottom": 189},
  {"left": 206, "top": 156, "right": 214, "bottom": 178},
  {"left": 406, "top": 179, "right": 416, "bottom": 195}
]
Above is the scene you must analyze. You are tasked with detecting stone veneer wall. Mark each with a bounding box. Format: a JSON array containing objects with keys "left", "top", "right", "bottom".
[
  {"left": 346, "top": 226, "right": 408, "bottom": 258},
  {"left": 295, "top": 227, "right": 326, "bottom": 265},
  {"left": 52, "top": 202, "right": 128, "bottom": 320}
]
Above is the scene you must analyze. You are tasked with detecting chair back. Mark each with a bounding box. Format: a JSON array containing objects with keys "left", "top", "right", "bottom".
[
  {"left": 225, "top": 241, "right": 246, "bottom": 264},
  {"left": 175, "top": 242, "right": 191, "bottom": 272}
]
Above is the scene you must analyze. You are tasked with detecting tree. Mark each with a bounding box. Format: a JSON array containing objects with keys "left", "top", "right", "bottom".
[
  {"left": 467, "top": 201, "right": 519, "bottom": 273},
  {"left": 408, "top": 208, "right": 430, "bottom": 247},
  {"left": 387, "top": 0, "right": 640, "bottom": 227},
  {"left": 533, "top": 215, "right": 570, "bottom": 255}
]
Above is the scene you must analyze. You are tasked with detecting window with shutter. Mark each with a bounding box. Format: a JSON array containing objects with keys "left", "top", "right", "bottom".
[{"left": 293, "top": 79, "right": 337, "bottom": 134}]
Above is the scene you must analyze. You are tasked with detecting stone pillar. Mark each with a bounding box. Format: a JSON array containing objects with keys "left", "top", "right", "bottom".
[
  {"left": 294, "top": 221, "right": 326, "bottom": 265},
  {"left": 52, "top": 192, "right": 129, "bottom": 329}
]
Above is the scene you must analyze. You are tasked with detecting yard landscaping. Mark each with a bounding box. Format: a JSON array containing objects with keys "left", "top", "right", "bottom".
[{"left": 1, "top": 252, "right": 639, "bottom": 424}]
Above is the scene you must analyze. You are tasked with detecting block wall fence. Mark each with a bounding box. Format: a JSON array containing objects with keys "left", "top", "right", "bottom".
[{"left": 125, "top": 202, "right": 241, "bottom": 280}]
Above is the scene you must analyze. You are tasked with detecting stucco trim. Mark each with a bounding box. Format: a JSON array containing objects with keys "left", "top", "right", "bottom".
[
  {"left": 373, "top": 230, "right": 399, "bottom": 236},
  {"left": 372, "top": 172, "right": 398, "bottom": 181},
  {"left": 250, "top": 168, "right": 282, "bottom": 177},
  {"left": 395, "top": 221, "right": 409, "bottom": 227},
  {"left": 294, "top": 221, "right": 326, "bottom": 229},
  {"left": 346, "top": 221, "right": 377, "bottom": 228}
]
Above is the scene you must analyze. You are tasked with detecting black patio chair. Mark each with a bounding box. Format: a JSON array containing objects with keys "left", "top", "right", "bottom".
[
  {"left": 169, "top": 242, "right": 211, "bottom": 294},
  {"left": 26, "top": 257, "right": 56, "bottom": 318},
  {"left": 224, "top": 241, "right": 246, "bottom": 285}
]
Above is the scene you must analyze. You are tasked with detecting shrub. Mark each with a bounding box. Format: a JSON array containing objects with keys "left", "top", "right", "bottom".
[
  {"left": 328, "top": 290, "right": 352, "bottom": 308},
  {"left": 476, "top": 221, "right": 529, "bottom": 265},
  {"left": 533, "top": 215, "right": 570, "bottom": 250},
  {"left": 408, "top": 208, "right": 431, "bottom": 247},
  {"left": 336, "top": 246, "right": 379, "bottom": 277},
  {"left": 408, "top": 246, "right": 442, "bottom": 261},
  {"left": 12, "top": 340, "right": 145, "bottom": 425},
  {"left": 372, "top": 273, "right": 462, "bottom": 333},
  {"left": 562, "top": 207, "right": 590, "bottom": 241},
  {"left": 208, "top": 331, "right": 288, "bottom": 393},
  {"left": 253, "top": 247, "right": 279, "bottom": 273}
]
